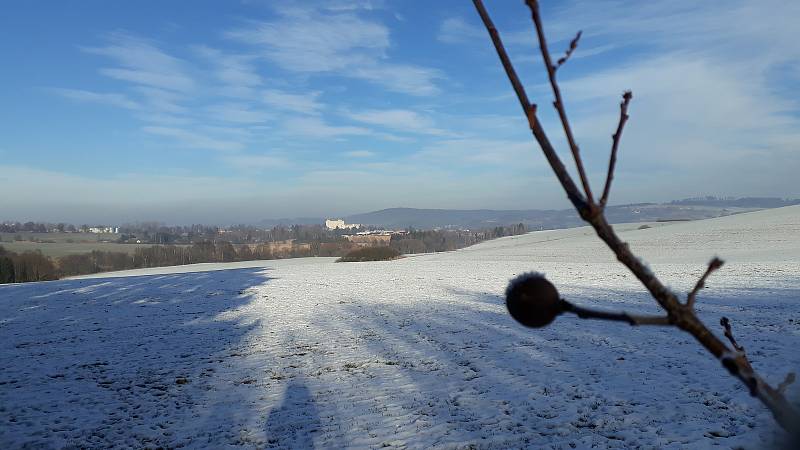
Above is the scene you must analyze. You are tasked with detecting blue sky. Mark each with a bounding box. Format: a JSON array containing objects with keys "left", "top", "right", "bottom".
[{"left": 1, "top": 0, "right": 799, "bottom": 224}]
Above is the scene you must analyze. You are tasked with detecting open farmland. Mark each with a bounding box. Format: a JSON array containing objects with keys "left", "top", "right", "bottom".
[
  {"left": 0, "top": 232, "right": 162, "bottom": 257},
  {"left": 1, "top": 206, "right": 799, "bottom": 448},
  {"left": 0, "top": 231, "right": 120, "bottom": 243},
  {"left": 0, "top": 240, "right": 168, "bottom": 257}
]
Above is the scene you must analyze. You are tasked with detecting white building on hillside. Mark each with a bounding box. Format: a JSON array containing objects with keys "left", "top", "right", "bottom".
[
  {"left": 88, "top": 226, "right": 119, "bottom": 234},
  {"left": 325, "top": 219, "right": 361, "bottom": 230}
]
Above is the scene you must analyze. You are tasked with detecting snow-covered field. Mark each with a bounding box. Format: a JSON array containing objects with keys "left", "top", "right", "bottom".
[{"left": 2, "top": 206, "right": 799, "bottom": 449}]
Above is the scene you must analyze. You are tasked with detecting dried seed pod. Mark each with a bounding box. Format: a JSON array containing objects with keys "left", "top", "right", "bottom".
[{"left": 505, "top": 272, "right": 563, "bottom": 328}]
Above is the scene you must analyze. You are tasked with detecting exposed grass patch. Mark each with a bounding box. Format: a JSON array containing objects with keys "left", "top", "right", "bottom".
[{"left": 336, "top": 246, "right": 400, "bottom": 262}]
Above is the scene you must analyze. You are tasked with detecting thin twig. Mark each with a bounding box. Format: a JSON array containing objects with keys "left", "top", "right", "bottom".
[
  {"left": 778, "top": 373, "right": 796, "bottom": 394},
  {"left": 720, "top": 317, "right": 746, "bottom": 353},
  {"left": 687, "top": 258, "right": 724, "bottom": 308},
  {"left": 719, "top": 317, "right": 756, "bottom": 391},
  {"left": 555, "top": 31, "right": 582, "bottom": 70},
  {"left": 599, "top": 91, "right": 633, "bottom": 208},
  {"left": 472, "top": 0, "right": 588, "bottom": 209},
  {"left": 526, "top": 0, "right": 595, "bottom": 206},
  {"left": 472, "top": 0, "right": 532, "bottom": 118},
  {"left": 561, "top": 299, "right": 671, "bottom": 326}
]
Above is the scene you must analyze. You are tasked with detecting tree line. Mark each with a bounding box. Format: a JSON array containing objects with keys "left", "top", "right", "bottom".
[
  {"left": 390, "top": 223, "right": 527, "bottom": 254},
  {"left": 0, "top": 240, "right": 301, "bottom": 283},
  {"left": 0, "top": 221, "right": 362, "bottom": 246},
  {"left": 0, "top": 224, "right": 527, "bottom": 284},
  {"left": 0, "top": 246, "right": 57, "bottom": 283}
]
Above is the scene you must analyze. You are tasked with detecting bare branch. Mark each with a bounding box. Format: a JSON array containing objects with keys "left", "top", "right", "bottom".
[
  {"left": 561, "top": 299, "right": 671, "bottom": 326},
  {"left": 555, "top": 31, "right": 582, "bottom": 70},
  {"left": 472, "top": 0, "right": 533, "bottom": 120},
  {"left": 720, "top": 317, "right": 745, "bottom": 353},
  {"left": 778, "top": 373, "right": 796, "bottom": 394},
  {"left": 525, "top": 0, "right": 595, "bottom": 206},
  {"left": 599, "top": 91, "right": 633, "bottom": 208},
  {"left": 687, "top": 258, "right": 724, "bottom": 308},
  {"left": 472, "top": 0, "right": 588, "bottom": 211},
  {"left": 476, "top": 0, "right": 800, "bottom": 431}
]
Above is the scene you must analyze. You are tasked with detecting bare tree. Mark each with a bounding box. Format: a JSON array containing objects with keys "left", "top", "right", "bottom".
[{"left": 472, "top": 0, "right": 798, "bottom": 431}]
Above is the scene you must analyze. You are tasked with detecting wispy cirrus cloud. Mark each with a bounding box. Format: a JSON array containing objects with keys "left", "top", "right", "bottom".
[
  {"left": 134, "top": 87, "right": 187, "bottom": 114},
  {"left": 98, "top": 68, "right": 193, "bottom": 93},
  {"left": 50, "top": 88, "right": 141, "bottom": 110},
  {"left": 351, "top": 65, "right": 442, "bottom": 96},
  {"left": 207, "top": 103, "right": 272, "bottom": 124},
  {"left": 437, "top": 14, "right": 614, "bottom": 62},
  {"left": 142, "top": 126, "right": 244, "bottom": 151},
  {"left": 226, "top": 11, "right": 388, "bottom": 72},
  {"left": 226, "top": 7, "right": 442, "bottom": 96},
  {"left": 83, "top": 32, "right": 195, "bottom": 92},
  {"left": 321, "top": 0, "right": 386, "bottom": 12},
  {"left": 415, "top": 138, "right": 539, "bottom": 167},
  {"left": 548, "top": 0, "right": 800, "bottom": 62},
  {"left": 282, "top": 117, "right": 372, "bottom": 139},
  {"left": 192, "top": 45, "right": 262, "bottom": 98},
  {"left": 49, "top": 4, "right": 451, "bottom": 176},
  {"left": 262, "top": 89, "right": 324, "bottom": 114},
  {"left": 437, "top": 17, "right": 484, "bottom": 44},
  {"left": 344, "top": 108, "right": 448, "bottom": 135},
  {"left": 60, "top": 34, "right": 273, "bottom": 155},
  {"left": 344, "top": 150, "right": 375, "bottom": 158},
  {"left": 223, "top": 154, "right": 289, "bottom": 171},
  {"left": 437, "top": 16, "right": 539, "bottom": 48}
]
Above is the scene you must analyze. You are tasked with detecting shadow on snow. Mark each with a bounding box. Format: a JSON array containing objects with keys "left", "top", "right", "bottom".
[
  {"left": 311, "top": 284, "right": 798, "bottom": 447},
  {"left": 0, "top": 268, "right": 272, "bottom": 448}
]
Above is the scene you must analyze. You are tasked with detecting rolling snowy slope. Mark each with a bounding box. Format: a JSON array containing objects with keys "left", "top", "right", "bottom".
[{"left": 1, "top": 207, "right": 799, "bottom": 448}]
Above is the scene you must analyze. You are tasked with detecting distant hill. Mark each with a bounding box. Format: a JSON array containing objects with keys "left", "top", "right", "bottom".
[
  {"left": 345, "top": 208, "right": 573, "bottom": 230},
  {"left": 343, "top": 197, "right": 799, "bottom": 230},
  {"left": 669, "top": 196, "right": 800, "bottom": 208},
  {"left": 254, "top": 197, "right": 798, "bottom": 231}
]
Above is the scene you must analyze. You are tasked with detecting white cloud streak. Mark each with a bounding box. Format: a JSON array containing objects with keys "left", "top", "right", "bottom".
[
  {"left": 282, "top": 117, "right": 373, "bottom": 139},
  {"left": 344, "top": 150, "right": 375, "bottom": 158},
  {"left": 437, "top": 17, "right": 484, "bottom": 44},
  {"left": 262, "top": 89, "right": 324, "bottom": 114},
  {"left": 142, "top": 126, "right": 244, "bottom": 151},
  {"left": 344, "top": 108, "right": 447, "bottom": 135},
  {"left": 84, "top": 32, "right": 194, "bottom": 92},
  {"left": 50, "top": 88, "right": 141, "bottom": 110},
  {"left": 227, "top": 8, "right": 442, "bottom": 95},
  {"left": 207, "top": 103, "right": 272, "bottom": 124},
  {"left": 223, "top": 154, "right": 289, "bottom": 171}
]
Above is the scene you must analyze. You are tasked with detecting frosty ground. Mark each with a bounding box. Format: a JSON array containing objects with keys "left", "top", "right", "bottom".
[{"left": 1, "top": 207, "right": 799, "bottom": 449}]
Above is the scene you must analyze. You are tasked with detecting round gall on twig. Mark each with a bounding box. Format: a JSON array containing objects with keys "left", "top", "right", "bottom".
[{"left": 505, "top": 272, "right": 563, "bottom": 328}]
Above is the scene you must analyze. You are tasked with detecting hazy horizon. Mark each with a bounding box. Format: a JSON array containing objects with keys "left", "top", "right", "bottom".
[
  {"left": 3, "top": 196, "right": 799, "bottom": 227},
  {"left": 2, "top": 0, "right": 799, "bottom": 224}
]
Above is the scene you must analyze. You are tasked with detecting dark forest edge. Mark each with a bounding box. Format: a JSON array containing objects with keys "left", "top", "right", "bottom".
[
  {"left": 0, "top": 224, "right": 527, "bottom": 284},
  {"left": 336, "top": 246, "right": 401, "bottom": 263}
]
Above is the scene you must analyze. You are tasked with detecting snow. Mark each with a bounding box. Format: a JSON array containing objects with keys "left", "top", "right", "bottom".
[{"left": 2, "top": 206, "right": 799, "bottom": 449}]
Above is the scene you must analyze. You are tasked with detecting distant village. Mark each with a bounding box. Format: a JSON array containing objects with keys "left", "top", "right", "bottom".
[
  {"left": 324, "top": 218, "right": 407, "bottom": 247},
  {"left": 1, "top": 214, "right": 528, "bottom": 256},
  {"left": 1, "top": 218, "right": 413, "bottom": 250}
]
